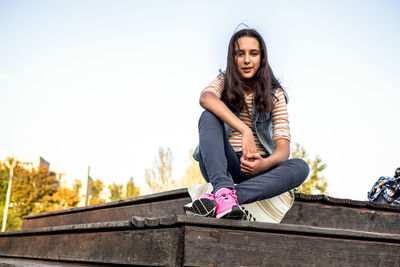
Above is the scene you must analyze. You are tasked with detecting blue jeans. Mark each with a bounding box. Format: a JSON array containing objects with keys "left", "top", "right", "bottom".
[{"left": 198, "top": 110, "right": 309, "bottom": 205}]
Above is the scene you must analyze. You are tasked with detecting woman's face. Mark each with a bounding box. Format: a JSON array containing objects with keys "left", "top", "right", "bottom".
[{"left": 234, "top": 36, "right": 261, "bottom": 79}]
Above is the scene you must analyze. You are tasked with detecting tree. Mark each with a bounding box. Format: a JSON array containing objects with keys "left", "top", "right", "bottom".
[
  {"left": 125, "top": 177, "right": 141, "bottom": 198},
  {"left": 291, "top": 143, "right": 328, "bottom": 194},
  {"left": 0, "top": 158, "right": 82, "bottom": 230},
  {"left": 87, "top": 179, "right": 106, "bottom": 205},
  {"left": 72, "top": 179, "right": 82, "bottom": 196},
  {"left": 178, "top": 149, "right": 205, "bottom": 188},
  {"left": 107, "top": 177, "right": 141, "bottom": 201},
  {"left": 39, "top": 183, "right": 81, "bottom": 212},
  {"left": 0, "top": 161, "right": 9, "bottom": 205},
  {"left": 11, "top": 165, "right": 59, "bottom": 216},
  {"left": 0, "top": 159, "right": 21, "bottom": 230},
  {"left": 108, "top": 183, "right": 124, "bottom": 201},
  {"left": 0, "top": 208, "right": 21, "bottom": 231},
  {"left": 12, "top": 165, "right": 82, "bottom": 215},
  {"left": 145, "top": 147, "right": 177, "bottom": 194}
]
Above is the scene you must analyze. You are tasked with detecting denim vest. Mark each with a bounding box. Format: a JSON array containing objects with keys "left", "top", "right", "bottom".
[{"left": 193, "top": 89, "right": 288, "bottom": 161}]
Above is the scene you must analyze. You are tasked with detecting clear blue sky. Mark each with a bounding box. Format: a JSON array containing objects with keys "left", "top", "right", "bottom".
[{"left": 1, "top": 0, "right": 399, "bottom": 200}]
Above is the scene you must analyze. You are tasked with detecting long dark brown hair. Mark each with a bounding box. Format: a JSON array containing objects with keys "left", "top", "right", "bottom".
[{"left": 221, "top": 28, "right": 282, "bottom": 113}]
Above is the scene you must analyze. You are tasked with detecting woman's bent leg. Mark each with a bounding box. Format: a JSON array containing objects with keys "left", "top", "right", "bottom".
[
  {"left": 197, "top": 110, "right": 241, "bottom": 193},
  {"left": 235, "top": 158, "right": 309, "bottom": 204}
]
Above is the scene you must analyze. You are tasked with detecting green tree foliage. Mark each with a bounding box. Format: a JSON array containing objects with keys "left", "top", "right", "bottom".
[
  {"left": 108, "top": 183, "right": 124, "bottom": 201},
  {"left": 178, "top": 149, "right": 205, "bottom": 188},
  {"left": 0, "top": 159, "right": 23, "bottom": 229},
  {"left": 145, "top": 147, "right": 177, "bottom": 194},
  {"left": 125, "top": 177, "right": 141, "bottom": 198},
  {"left": 0, "top": 162, "right": 9, "bottom": 205},
  {"left": 87, "top": 179, "right": 106, "bottom": 205},
  {"left": 73, "top": 179, "right": 82, "bottom": 195},
  {"left": 107, "top": 177, "right": 141, "bottom": 201},
  {"left": 291, "top": 143, "right": 328, "bottom": 194},
  {"left": 0, "top": 209, "right": 21, "bottom": 231}
]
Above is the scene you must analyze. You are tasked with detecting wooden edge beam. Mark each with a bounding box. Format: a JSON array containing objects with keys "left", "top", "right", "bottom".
[
  {"left": 295, "top": 193, "right": 400, "bottom": 211},
  {"left": 22, "top": 190, "right": 400, "bottom": 222},
  {"left": 22, "top": 188, "right": 189, "bottom": 220},
  {"left": 0, "top": 221, "right": 132, "bottom": 236},
  {"left": 131, "top": 215, "right": 400, "bottom": 243}
]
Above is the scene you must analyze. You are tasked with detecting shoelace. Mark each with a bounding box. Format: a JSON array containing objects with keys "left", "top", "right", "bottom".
[{"left": 217, "top": 190, "right": 238, "bottom": 204}]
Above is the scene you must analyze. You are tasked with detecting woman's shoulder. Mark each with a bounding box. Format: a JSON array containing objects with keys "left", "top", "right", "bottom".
[
  {"left": 215, "top": 73, "right": 224, "bottom": 82},
  {"left": 272, "top": 87, "right": 283, "bottom": 94},
  {"left": 272, "top": 88, "right": 289, "bottom": 104},
  {"left": 208, "top": 74, "right": 224, "bottom": 87},
  {"left": 202, "top": 73, "right": 225, "bottom": 98}
]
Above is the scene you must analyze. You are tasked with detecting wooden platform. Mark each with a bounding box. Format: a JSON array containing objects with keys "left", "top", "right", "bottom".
[{"left": 1, "top": 189, "right": 400, "bottom": 266}]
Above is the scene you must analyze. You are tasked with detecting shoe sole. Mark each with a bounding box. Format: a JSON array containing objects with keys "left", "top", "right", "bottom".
[
  {"left": 184, "top": 198, "right": 217, "bottom": 217},
  {"left": 216, "top": 205, "right": 246, "bottom": 220}
]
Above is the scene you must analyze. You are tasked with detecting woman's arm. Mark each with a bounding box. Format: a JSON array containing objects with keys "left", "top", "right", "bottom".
[
  {"left": 200, "top": 91, "right": 257, "bottom": 157},
  {"left": 240, "top": 88, "right": 291, "bottom": 175},
  {"left": 240, "top": 139, "right": 290, "bottom": 175}
]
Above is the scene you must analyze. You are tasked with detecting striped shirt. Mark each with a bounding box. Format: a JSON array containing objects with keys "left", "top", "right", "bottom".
[{"left": 201, "top": 75, "right": 291, "bottom": 155}]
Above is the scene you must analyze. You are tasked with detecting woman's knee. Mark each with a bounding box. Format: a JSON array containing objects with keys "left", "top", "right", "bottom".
[
  {"left": 199, "top": 110, "right": 221, "bottom": 127},
  {"left": 290, "top": 158, "right": 310, "bottom": 185}
]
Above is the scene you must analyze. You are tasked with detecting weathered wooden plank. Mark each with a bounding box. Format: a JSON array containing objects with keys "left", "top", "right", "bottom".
[
  {"left": 295, "top": 193, "right": 400, "bottom": 211},
  {"left": 0, "top": 227, "right": 183, "bottom": 266},
  {"left": 22, "top": 189, "right": 400, "bottom": 233},
  {"left": 22, "top": 198, "right": 190, "bottom": 229},
  {"left": 22, "top": 189, "right": 189, "bottom": 229},
  {"left": 131, "top": 215, "right": 400, "bottom": 243},
  {"left": 1, "top": 221, "right": 131, "bottom": 237},
  {"left": 23, "top": 188, "right": 189, "bottom": 220},
  {"left": 183, "top": 225, "right": 400, "bottom": 266},
  {"left": 25, "top": 196, "right": 400, "bottom": 236},
  {"left": 0, "top": 256, "right": 121, "bottom": 266},
  {"left": 282, "top": 201, "right": 400, "bottom": 234},
  {"left": 22, "top": 190, "right": 400, "bottom": 223},
  {"left": 3, "top": 215, "right": 400, "bottom": 266}
]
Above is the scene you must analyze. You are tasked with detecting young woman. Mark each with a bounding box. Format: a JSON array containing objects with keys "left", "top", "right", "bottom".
[{"left": 186, "top": 28, "right": 309, "bottom": 219}]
